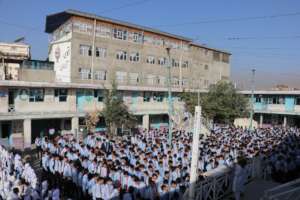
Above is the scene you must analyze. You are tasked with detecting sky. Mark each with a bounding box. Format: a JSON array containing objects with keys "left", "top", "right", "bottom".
[{"left": 0, "top": 0, "right": 300, "bottom": 90}]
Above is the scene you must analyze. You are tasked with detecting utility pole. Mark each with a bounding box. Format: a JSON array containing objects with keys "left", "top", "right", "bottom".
[
  {"left": 166, "top": 47, "right": 173, "bottom": 146},
  {"left": 249, "top": 69, "right": 256, "bottom": 130},
  {"left": 189, "top": 106, "right": 201, "bottom": 200}
]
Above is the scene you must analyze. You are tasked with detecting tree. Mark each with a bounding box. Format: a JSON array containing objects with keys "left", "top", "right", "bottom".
[
  {"left": 100, "top": 80, "right": 137, "bottom": 137},
  {"left": 85, "top": 110, "right": 100, "bottom": 132},
  {"left": 181, "top": 81, "right": 249, "bottom": 124}
]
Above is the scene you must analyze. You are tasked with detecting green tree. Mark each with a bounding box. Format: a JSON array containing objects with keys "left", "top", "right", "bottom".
[
  {"left": 100, "top": 80, "right": 137, "bottom": 137},
  {"left": 181, "top": 81, "right": 249, "bottom": 123}
]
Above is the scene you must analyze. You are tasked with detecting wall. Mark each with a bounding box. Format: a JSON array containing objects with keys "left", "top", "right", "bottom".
[
  {"left": 0, "top": 87, "right": 8, "bottom": 113},
  {"left": 18, "top": 68, "right": 55, "bottom": 82}
]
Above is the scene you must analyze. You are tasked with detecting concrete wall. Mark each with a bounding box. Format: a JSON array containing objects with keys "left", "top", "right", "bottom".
[
  {"left": 0, "top": 87, "right": 8, "bottom": 113},
  {"left": 48, "top": 17, "right": 231, "bottom": 90},
  {"left": 18, "top": 68, "right": 55, "bottom": 82}
]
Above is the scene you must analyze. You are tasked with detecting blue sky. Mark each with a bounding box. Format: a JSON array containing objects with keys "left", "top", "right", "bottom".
[{"left": 0, "top": 0, "right": 300, "bottom": 89}]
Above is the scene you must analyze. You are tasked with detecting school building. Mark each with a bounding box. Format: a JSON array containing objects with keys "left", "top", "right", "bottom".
[
  {"left": 242, "top": 90, "right": 300, "bottom": 127},
  {"left": 0, "top": 10, "right": 230, "bottom": 149}
]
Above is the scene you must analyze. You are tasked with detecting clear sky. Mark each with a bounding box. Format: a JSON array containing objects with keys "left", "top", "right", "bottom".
[{"left": 0, "top": 0, "right": 300, "bottom": 89}]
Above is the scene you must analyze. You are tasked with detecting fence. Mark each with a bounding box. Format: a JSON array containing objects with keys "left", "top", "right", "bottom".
[{"left": 183, "top": 158, "right": 263, "bottom": 200}]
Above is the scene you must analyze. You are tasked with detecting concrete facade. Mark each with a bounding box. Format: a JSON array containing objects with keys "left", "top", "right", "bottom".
[
  {"left": 242, "top": 90, "right": 300, "bottom": 127},
  {"left": 0, "top": 10, "right": 231, "bottom": 148}
]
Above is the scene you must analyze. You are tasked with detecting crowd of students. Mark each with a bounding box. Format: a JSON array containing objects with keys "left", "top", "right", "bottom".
[
  {"left": 0, "top": 145, "right": 38, "bottom": 200},
  {"left": 38, "top": 126, "right": 300, "bottom": 200}
]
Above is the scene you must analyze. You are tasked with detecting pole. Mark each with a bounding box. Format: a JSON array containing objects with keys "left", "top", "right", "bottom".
[
  {"left": 166, "top": 47, "right": 173, "bottom": 145},
  {"left": 189, "top": 106, "right": 201, "bottom": 200},
  {"left": 249, "top": 69, "right": 256, "bottom": 130}
]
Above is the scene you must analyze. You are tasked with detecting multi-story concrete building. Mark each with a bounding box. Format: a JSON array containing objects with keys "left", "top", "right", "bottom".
[
  {"left": 0, "top": 9, "right": 231, "bottom": 149},
  {"left": 242, "top": 90, "right": 300, "bottom": 127}
]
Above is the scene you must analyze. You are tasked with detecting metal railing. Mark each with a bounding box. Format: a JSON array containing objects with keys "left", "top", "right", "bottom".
[
  {"left": 183, "top": 159, "right": 260, "bottom": 200},
  {"left": 261, "top": 178, "right": 300, "bottom": 200}
]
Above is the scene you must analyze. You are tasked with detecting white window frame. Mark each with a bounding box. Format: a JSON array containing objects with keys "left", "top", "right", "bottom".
[
  {"left": 129, "top": 73, "right": 139, "bottom": 85},
  {"left": 116, "top": 71, "right": 127, "bottom": 84},
  {"left": 158, "top": 57, "right": 166, "bottom": 66},
  {"left": 113, "top": 28, "right": 127, "bottom": 40},
  {"left": 79, "top": 68, "right": 92, "bottom": 80},
  {"left": 79, "top": 45, "right": 92, "bottom": 56},
  {"left": 129, "top": 52, "right": 140, "bottom": 62},
  {"left": 116, "top": 50, "right": 127, "bottom": 60},
  {"left": 95, "top": 47, "right": 107, "bottom": 58},
  {"left": 146, "top": 56, "right": 155, "bottom": 64},
  {"left": 94, "top": 70, "right": 106, "bottom": 80}
]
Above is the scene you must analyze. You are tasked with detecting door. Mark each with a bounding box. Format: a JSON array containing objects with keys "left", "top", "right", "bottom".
[{"left": 1, "top": 122, "right": 11, "bottom": 138}]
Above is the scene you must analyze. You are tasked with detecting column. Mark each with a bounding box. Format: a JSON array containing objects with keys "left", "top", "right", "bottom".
[
  {"left": 259, "top": 114, "right": 263, "bottom": 128},
  {"left": 71, "top": 117, "right": 79, "bottom": 134},
  {"left": 60, "top": 119, "right": 65, "bottom": 130},
  {"left": 283, "top": 116, "right": 287, "bottom": 127},
  {"left": 142, "top": 114, "right": 149, "bottom": 130},
  {"left": 23, "top": 118, "right": 31, "bottom": 148}
]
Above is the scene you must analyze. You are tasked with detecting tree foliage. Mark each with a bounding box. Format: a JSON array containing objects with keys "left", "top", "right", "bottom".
[
  {"left": 85, "top": 110, "right": 100, "bottom": 132},
  {"left": 100, "top": 80, "right": 137, "bottom": 137},
  {"left": 181, "top": 81, "right": 249, "bottom": 123}
]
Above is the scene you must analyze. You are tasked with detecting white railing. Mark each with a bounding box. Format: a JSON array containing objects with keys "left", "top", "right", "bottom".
[
  {"left": 261, "top": 178, "right": 300, "bottom": 200},
  {"left": 183, "top": 159, "right": 260, "bottom": 200}
]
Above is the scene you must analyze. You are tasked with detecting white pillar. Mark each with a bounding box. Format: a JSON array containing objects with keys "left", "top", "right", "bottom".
[
  {"left": 283, "top": 116, "right": 287, "bottom": 127},
  {"left": 142, "top": 114, "right": 149, "bottom": 130},
  {"left": 189, "top": 106, "right": 201, "bottom": 200},
  {"left": 23, "top": 118, "right": 31, "bottom": 148},
  {"left": 260, "top": 114, "right": 263, "bottom": 128},
  {"left": 71, "top": 117, "right": 79, "bottom": 134}
]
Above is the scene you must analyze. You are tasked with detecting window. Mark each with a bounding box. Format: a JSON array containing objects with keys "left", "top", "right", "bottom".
[
  {"left": 295, "top": 97, "right": 300, "bottom": 105},
  {"left": 116, "top": 71, "right": 127, "bottom": 84},
  {"left": 267, "top": 96, "right": 284, "bottom": 104},
  {"left": 172, "top": 77, "right": 180, "bottom": 87},
  {"left": 158, "top": 57, "right": 166, "bottom": 66},
  {"left": 172, "top": 59, "right": 179, "bottom": 67},
  {"left": 29, "top": 89, "right": 44, "bottom": 102},
  {"left": 146, "top": 56, "right": 155, "bottom": 64},
  {"left": 113, "top": 28, "right": 127, "bottom": 40},
  {"left": 255, "top": 97, "right": 262, "bottom": 103},
  {"left": 147, "top": 74, "right": 155, "bottom": 85},
  {"left": 79, "top": 68, "right": 91, "bottom": 80},
  {"left": 94, "top": 70, "right": 106, "bottom": 80},
  {"left": 94, "top": 90, "right": 104, "bottom": 102},
  {"left": 213, "top": 52, "right": 221, "bottom": 61},
  {"left": 95, "top": 47, "right": 107, "bottom": 58},
  {"left": 204, "top": 64, "right": 209, "bottom": 70},
  {"left": 153, "top": 92, "right": 164, "bottom": 102},
  {"left": 95, "top": 26, "right": 111, "bottom": 38},
  {"left": 157, "top": 76, "right": 166, "bottom": 86},
  {"left": 116, "top": 50, "right": 127, "bottom": 60},
  {"left": 132, "top": 32, "right": 143, "bottom": 43},
  {"left": 129, "top": 52, "right": 140, "bottom": 62},
  {"left": 73, "top": 22, "right": 93, "bottom": 33},
  {"left": 129, "top": 73, "right": 139, "bottom": 84},
  {"left": 54, "top": 89, "right": 68, "bottom": 102},
  {"left": 79, "top": 45, "right": 92, "bottom": 56},
  {"left": 182, "top": 79, "right": 188, "bottom": 87},
  {"left": 182, "top": 61, "right": 189, "bottom": 68},
  {"left": 143, "top": 92, "right": 151, "bottom": 102},
  {"left": 204, "top": 80, "right": 209, "bottom": 88}
]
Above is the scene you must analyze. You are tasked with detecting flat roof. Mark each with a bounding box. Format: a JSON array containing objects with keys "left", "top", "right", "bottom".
[
  {"left": 45, "top": 9, "right": 230, "bottom": 54},
  {"left": 240, "top": 90, "right": 300, "bottom": 95}
]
